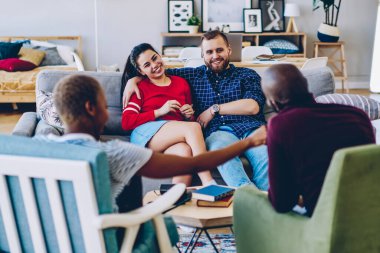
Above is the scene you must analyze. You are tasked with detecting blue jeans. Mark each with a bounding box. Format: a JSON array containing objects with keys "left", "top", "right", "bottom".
[{"left": 205, "top": 128, "right": 269, "bottom": 190}]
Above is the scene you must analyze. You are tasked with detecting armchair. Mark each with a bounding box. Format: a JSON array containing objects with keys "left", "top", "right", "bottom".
[
  {"left": 0, "top": 134, "right": 182, "bottom": 253},
  {"left": 234, "top": 144, "right": 380, "bottom": 253}
]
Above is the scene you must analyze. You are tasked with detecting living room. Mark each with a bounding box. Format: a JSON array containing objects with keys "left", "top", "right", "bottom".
[{"left": 1, "top": 0, "right": 380, "bottom": 252}]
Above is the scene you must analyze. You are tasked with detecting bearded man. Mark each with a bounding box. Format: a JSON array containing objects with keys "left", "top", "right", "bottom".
[{"left": 123, "top": 30, "right": 268, "bottom": 190}]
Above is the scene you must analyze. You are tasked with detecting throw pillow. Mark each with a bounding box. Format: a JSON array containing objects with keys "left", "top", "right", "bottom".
[
  {"left": 0, "top": 58, "right": 37, "bottom": 72},
  {"left": 315, "top": 94, "right": 380, "bottom": 120},
  {"left": 30, "top": 40, "right": 75, "bottom": 65},
  {"left": 38, "top": 47, "right": 67, "bottom": 66},
  {"left": 36, "top": 90, "right": 64, "bottom": 133},
  {"left": 19, "top": 47, "right": 46, "bottom": 66},
  {"left": 0, "top": 42, "right": 23, "bottom": 60},
  {"left": 263, "top": 39, "right": 299, "bottom": 54}
]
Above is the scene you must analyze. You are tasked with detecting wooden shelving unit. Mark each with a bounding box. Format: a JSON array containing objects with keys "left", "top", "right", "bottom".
[{"left": 161, "top": 32, "right": 307, "bottom": 58}]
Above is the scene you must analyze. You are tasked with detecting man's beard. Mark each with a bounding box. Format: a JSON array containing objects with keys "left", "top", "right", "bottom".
[{"left": 205, "top": 56, "right": 230, "bottom": 73}]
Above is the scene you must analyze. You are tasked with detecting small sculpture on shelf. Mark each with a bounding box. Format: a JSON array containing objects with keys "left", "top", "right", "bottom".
[{"left": 222, "top": 24, "right": 231, "bottom": 33}]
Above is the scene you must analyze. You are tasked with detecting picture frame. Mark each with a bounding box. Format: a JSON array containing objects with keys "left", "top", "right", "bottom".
[
  {"left": 168, "top": 0, "right": 194, "bottom": 33},
  {"left": 243, "top": 9, "right": 263, "bottom": 33},
  {"left": 259, "top": 0, "right": 285, "bottom": 32},
  {"left": 202, "top": 0, "right": 251, "bottom": 32}
]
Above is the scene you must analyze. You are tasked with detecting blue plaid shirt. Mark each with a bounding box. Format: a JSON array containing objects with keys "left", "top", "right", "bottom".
[{"left": 167, "top": 64, "right": 266, "bottom": 138}]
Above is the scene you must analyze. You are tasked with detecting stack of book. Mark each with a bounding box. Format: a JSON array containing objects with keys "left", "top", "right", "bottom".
[{"left": 192, "top": 185, "right": 235, "bottom": 208}]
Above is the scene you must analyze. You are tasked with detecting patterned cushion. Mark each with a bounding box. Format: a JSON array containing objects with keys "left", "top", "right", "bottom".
[
  {"left": 315, "top": 94, "right": 380, "bottom": 120},
  {"left": 36, "top": 90, "right": 64, "bottom": 133},
  {"left": 263, "top": 39, "right": 299, "bottom": 54}
]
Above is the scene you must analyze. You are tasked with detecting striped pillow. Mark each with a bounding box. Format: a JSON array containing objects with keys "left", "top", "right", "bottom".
[{"left": 315, "top": 94, "right": 380, "bottom": 120}]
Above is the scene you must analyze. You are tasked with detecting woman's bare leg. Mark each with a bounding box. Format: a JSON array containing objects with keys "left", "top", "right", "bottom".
[
  {"left": 163, "top": 143, "right": 193, "bottom": 186},
  {"left": 148, "top": 121, "right": 214, "bottom": 185}
]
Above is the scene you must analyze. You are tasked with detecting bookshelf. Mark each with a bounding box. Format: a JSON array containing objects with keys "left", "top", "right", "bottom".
[{"left": 161, "top": 32, "right": 307, "bottom": 58}]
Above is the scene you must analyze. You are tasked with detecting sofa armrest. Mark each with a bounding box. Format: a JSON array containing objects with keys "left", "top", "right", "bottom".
[{"left": 12, "top": 112, "right": 38, "bottom": 137}]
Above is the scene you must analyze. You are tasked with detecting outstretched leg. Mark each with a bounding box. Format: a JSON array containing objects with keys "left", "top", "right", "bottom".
[
  {"left": 206, "top": 131, "right": 252, "bottom": 187},
  {"left": 148, "top": 121, "right": 214, "bottom": 185}
]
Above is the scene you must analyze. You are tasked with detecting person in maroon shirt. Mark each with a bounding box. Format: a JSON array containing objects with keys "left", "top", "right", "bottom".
[
  {"left": 261, "top": 64, "right": 375, "bottom": 216},
  {"left": 121, "top": 43, "right": 214, "bottom": 186}
]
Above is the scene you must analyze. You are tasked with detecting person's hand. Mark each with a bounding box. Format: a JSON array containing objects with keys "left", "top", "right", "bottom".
[
  {"left": 180, "top": 104, "right": 194, "bottom": 119},
  {"left": 155, "top": 100, "right": 181, "bottom": 118},
  {"left": 247, "top": 125, "right": 267, "bottom": 147},
  {"left": 196, "top": 107, "right": 214, "bottom": 128},
  {"left": 123, "top": 76, "right": 142, "bottom": 107}
]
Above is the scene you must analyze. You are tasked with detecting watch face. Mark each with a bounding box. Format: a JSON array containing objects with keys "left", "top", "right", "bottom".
[{"left": 212, "top": 104, "right": 220, "bottom": 113}]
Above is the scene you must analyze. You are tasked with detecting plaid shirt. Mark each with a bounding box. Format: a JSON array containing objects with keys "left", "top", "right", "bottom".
[{"left": 167, "top": 64, "right": 266, "bottom": 138}]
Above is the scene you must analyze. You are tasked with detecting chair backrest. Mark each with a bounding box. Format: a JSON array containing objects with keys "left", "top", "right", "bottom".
[
  {"left": 178, "top": 47, "right": 202, "bottom": 60},
  {"left": 312, "top": 144, "right": 380, "bottom": 252},
  {"left": 242, "top": 46, "right": 273, "bottom": 61},
  {"left": 301, "top": 57, "right": 328, "bottom": 70},
  {"left": 184, "top": 58, "right": 205, "bottom": 67},
  {"left": 0, "top": 134, "right": 117, "bottom": 253}
]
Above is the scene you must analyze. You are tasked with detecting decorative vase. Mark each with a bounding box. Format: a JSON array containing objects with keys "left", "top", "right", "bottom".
[
  {"left": 317, "top": 23, "right": 340, "bottom": 42},
  {"left": 188, "top": 25, "right": 199, "bottom": 34}
]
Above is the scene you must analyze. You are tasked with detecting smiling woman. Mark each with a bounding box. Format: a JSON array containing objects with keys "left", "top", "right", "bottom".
[{"left": 121, "top": 43, "right": 215, "bottom": 186}]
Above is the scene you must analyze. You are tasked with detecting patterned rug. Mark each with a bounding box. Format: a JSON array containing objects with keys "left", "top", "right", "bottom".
[{"left": 178, "top": 233, "right": 236, "bottom": 252}]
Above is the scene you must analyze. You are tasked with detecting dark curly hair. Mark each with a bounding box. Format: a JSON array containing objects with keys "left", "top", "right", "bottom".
[{"left": 54, "top": 74, "right": 102, "bottom": 125}]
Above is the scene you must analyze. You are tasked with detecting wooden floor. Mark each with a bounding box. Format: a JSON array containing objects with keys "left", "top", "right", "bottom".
[{"left": 0, "top": 111, "right": 22, "bottom": 134}]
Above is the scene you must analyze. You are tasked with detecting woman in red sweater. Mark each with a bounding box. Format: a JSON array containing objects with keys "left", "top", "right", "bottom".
[{"left": 121, "top": 43, "right": 214, "bottom": 186}]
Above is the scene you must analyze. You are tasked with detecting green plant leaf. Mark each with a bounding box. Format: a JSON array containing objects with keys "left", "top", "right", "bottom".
[{"left": 187, "top": 15, "right": 201, "bottom": 26}]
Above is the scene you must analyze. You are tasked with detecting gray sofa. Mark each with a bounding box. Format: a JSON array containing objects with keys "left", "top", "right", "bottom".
[{"left": 12, "top": 67, "right": 335, "bottom": 194}]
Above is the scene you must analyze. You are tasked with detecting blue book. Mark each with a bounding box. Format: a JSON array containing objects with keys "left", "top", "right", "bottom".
[{"left": 192, "top": 185, "right": 235, "bottom": 202}]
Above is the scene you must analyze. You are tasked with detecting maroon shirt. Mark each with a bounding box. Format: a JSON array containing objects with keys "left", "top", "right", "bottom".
[{"left": 267, "top": 95, "right": 375, "bottom": 216}]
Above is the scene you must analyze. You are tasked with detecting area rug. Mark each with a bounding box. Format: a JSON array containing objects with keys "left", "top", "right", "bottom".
[{"left": 178, "top": 233, "right": 236, "bottom": 253}]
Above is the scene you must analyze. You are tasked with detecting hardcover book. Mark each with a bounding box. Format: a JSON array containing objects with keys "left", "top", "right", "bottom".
[
  {"left": 192, "top": 185, "right": 235, "bottom": 202},
  {"left": 197, "top": 195, "right": 234, "bottom": 208}
]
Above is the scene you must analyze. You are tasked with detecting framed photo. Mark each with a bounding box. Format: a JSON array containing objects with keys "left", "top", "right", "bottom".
[
  {"left": 202, "top": 0, "right": 251, "bottom": 32},
  {"left": 243, "top": 9, "right": 263, "bottom": 33},
  {"left": 259, "top": 0, "right": 285, "bottom": 32},
  {"left": 168, "top": 0, "right": 194, "bottom": 32}
]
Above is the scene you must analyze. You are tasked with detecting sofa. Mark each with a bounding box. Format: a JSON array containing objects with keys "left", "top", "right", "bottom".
[{"left": 12, "top": 67, "right": 336, "bottom": 194}]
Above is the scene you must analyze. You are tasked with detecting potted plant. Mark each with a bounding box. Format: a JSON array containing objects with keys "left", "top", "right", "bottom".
[
  {"left": 187, "top": 15, "right": 201, "bottom": 34},
  {"left": 313, "top": 0, "right": 342, "bottom": 42}
]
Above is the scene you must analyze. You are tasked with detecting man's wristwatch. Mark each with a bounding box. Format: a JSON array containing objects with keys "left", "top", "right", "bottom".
[{"left": 210, "top": 104, "right": 220, "bottom": 116}]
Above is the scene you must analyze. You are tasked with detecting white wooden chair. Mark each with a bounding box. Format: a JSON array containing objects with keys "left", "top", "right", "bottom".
[
  {"left": 241, "top": 46, "right": 273, "bottom": 61},
  {"left": 301, "top": 57, "right": 328, "bottom": 70},
  {"left": 0, "top": 135, "right": 184, "bottom": 253},
  {"left": 178, "top": 47, "right": 202, "bottom": 60}
]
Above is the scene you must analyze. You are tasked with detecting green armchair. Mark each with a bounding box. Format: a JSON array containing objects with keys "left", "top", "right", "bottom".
[{"left": 234, "top": 144, "right": 380, "bottom": 253}]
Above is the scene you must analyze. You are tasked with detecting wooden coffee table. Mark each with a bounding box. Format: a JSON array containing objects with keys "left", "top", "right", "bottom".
[{"left": 144, "top": 188, "right": 233, "bottom": 253}]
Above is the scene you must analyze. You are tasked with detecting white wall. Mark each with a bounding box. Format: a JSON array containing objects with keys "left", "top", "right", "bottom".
[
  {"left": 0, "top": 0, "right": 378, "bottom": 88},
  {"left": 0, "top": 0, "right": 96, "bottom": 70}
]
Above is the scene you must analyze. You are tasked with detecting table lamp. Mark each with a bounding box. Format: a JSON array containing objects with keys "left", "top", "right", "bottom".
[{"left": 284, "top": 3, "right": 300, "bottom": 33}]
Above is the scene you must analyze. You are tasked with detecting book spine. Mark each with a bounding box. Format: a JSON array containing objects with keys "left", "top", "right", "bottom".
[{"left": 215, "top": 190, "right": 234, "bottom": 201}]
